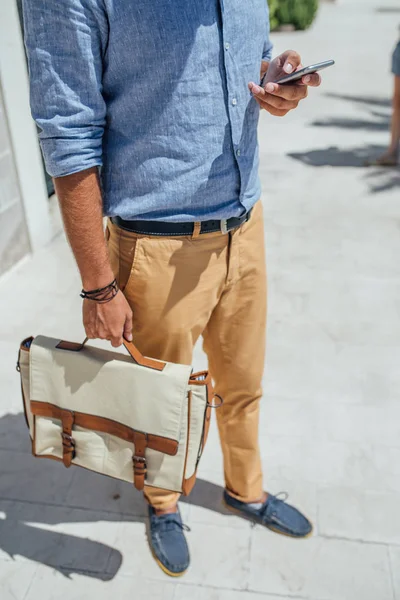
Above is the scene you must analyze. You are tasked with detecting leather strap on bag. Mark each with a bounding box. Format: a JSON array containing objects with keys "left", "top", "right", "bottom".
[
  {"left": 60, "top": 409, "right": 75, "bottom": 467},
  {"left": 31, "top": 401, "right": 178, "bottom": 490},
  {"left": 132, "top": 432, "right": 147, "bottom": 491},
  {"left": 56, "top": 337, "right": 166, "bottom": 372}
]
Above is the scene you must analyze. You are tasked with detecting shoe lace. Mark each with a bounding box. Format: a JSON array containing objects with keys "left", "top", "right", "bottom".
[
  {"left": 258, "top": 491, "right": 289, "bottom": 525},
  {"left": 275, "top": 491, "right": 289, "bottom": 502},
  {"left": 155, "top": 514, "right": 191, "bottom": 533}
]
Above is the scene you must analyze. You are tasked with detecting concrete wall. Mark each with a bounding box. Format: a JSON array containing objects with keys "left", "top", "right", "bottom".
[
  {"left": 0, "top": 0, "right": 53, "bottom": 277},
  {"left": 0, "top": 80, "right": 30, "bottom": 276}
]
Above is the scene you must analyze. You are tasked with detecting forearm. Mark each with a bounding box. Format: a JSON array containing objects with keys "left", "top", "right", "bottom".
[{"left": 54, "top": 167, "right": 114, "bottom": 290}]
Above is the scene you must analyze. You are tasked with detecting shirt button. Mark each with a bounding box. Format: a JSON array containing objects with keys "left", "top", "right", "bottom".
[
  {"left": 236, "top": 149, "right": 241, "bottom": 157},
  {"left": 225, "top": 42, "right": 230, "bottom": 50},
  {"left": 232, "top": 98, "right": 237, "bottom": 106}
]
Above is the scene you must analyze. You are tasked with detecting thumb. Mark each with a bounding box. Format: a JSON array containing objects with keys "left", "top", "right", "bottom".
[
  {"left": 282, "top": 50, "right": 301, "bottom": 74},
  {"left": 123, "top": 311, "right": 133, "bottom": 342}
]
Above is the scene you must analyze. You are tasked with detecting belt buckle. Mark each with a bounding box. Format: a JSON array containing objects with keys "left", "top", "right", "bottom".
[{"left": 220, "top": 219, "right": 228, "bottom": 235}]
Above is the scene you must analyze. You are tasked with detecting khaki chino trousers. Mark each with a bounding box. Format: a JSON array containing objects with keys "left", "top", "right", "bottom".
[{"left": 107, "top": 200, "right": 267, "bottom": 510}]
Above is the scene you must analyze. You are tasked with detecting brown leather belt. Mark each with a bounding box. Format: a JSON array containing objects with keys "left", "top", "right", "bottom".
[{"left": 111, "top": 209, "right": 252, "bottom": 237}]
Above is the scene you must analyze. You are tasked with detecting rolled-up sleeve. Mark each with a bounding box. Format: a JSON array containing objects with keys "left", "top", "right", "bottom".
[{"left": 22, "top": 0, "right": 108, "bottom": 177}]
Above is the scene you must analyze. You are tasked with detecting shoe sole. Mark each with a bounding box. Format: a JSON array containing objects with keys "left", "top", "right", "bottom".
[
  {"left": 145, "top": 519, "right": 188, "bottom": 578},
  {"left": 153, "top": 554, "right": 187, "bottom": 578},
  {"left": 222, "top": 499, "right": 314, "bottom": 539}
]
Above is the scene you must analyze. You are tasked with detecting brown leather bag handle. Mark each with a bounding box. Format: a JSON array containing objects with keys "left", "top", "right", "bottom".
[{"left": 56, "top": 337, "right": 166, "bottom": 372}]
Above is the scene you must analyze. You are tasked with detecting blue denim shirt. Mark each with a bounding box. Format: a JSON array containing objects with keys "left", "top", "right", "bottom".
[{"left": 23, "top": 0, "right": 272, "bottom": 221}]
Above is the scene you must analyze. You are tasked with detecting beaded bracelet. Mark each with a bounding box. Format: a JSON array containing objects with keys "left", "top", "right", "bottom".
[{"left": 80, "top": 279, "right": 119, "bottom": 304}]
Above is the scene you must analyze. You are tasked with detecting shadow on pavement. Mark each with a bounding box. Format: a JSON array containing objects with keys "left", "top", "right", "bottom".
[
  {"left": 288, "top": 144, "right": 389, "bottom": 167},
  {"left": 288, "top": 140, "right": 400, "bottom": 193},
  {"left": 287, "top": 91, "right": 400, "bottom": 192},
  {"left": 311, "top": 92, "right": 391, "bottom": 133},
  {"left": 311, "top": 116, "right": 390, "bottom": 132},
  {"left": 363, "top": 167, "right": 400, "bottom": 193},
  {"left": 324, "top": 93, "right": 391, "bottom": 109},
  {"left": 0, "top": 412, "right": 228, "bottom": 580},
  {"left": 288, "top": 145, "right": 400, "bottom": 193},
  {"left": 375, "top": 7, "right": 400, "bottom": 13}
]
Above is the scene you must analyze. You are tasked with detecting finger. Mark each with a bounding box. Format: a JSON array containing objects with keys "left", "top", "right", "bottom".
[
  {"left": 110, "top": 335, "right": 124, "bottom": 348},
  {"left": 248, "top": 82, "right": 266, "bottom": 97},
  {"left": 301, "top": 73, "right": 321, "bottom": 87},
  {"left": 256, "top": 93, "right": 298, "bottom": 111},
  {"left": 250, "top": 82, "right": 280, "bottom": 103},
  {"left": 123, "top": 310, "right": 133, "bottom": 342},
  {"left": 85, "top": 326, "right": 95, "bottom": 339},
  {"left": 264, "top": 82, "right": 307, "bottom": 101},
  {"left": 254, "top": 97, "right": 289, "bottom": 116},
  {"left": 262, "top": 104, "right": 289, "bottom": 117},
  {"left": 281, "top": 50, "right": 301, "bottom": 75}
]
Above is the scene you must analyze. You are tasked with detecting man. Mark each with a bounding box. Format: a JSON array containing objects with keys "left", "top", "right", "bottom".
[{"left": 23, "top": 0, "right": 320, "bottom": 577}]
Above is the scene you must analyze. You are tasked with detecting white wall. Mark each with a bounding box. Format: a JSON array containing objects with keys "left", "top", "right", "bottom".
[{"left": 0, "top": 0, "right": 52, "bottom": 256}]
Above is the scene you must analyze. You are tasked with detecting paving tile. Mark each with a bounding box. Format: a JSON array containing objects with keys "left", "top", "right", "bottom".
[
  {"left": 321, "top": 401, "right": 400, "bottom": 447},
  {"left": 318, "top": 486, "right": 400, "bottom": 545},
  {"left": 389, "top": 546, "right": 400, "bottom": 600},
  {"left": 263, "top": 340, "right": 400, "bottom": 406},
  {"left": 0, "top": 500, "right": 122, "bottom": 576},
  {"left": 176, "top": 523, "right": 251, "bottom": 589},
  {"left": 0, "top": 340, "right": 31, "bottom": 418},
  {"left": 249, "top": 532, "right": 393, "bottom": 600},
  {"left": 174, "top": 585, "right": 297, "bottom": 600},
  {"left": 184, "top": 469, "right": 250, "bottom": 530},
  {"left": 110, "top": 520, "right": 251, "bottom": 589},
  {"left": 0, "top": 559, "right": 37, "bottom": 600},
  {"left": 261, "top": 434, "right": 400, "bottom": 494},
  {"left": 268, "top": 271, "right": 400, "bottom": 345},
  {"left": 105, "top": 519, "right": 163, "bottom": 580},
  {"left": 0, "top": 449, "right": 74, "bottom": 505},
  {"left": 25, "top": 565, "right": 177, "bottom": 600},
  {"left": 0, "top": 411, "right": 32, "bottom": 453},
  {"left": 63, "top": 467, "right": 148, "bottom": 517}
]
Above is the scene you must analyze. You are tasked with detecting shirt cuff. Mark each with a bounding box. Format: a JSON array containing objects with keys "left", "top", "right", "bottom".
[
  {"left": 262, "top": 40, "right": 274, "bottom": 63},
  {"left": 39, "top": 137, "right": 103, "bottom": 178}
]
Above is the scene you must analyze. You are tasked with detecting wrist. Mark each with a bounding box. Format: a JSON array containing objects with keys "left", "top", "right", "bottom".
[
  {"left": 81, "top": 278, "right": 118, "bottom": 304},
  {"left": 81, "top": 271, "right": 116, "bottom": 291}
]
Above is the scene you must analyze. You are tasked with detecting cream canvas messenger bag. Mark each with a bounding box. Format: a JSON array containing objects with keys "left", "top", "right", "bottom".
[{"left": 17, "top": 334, "right": 220, "bottom": 494}]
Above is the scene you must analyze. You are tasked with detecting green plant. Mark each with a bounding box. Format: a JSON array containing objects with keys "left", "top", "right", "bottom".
[
  {"left": 268, "top": 0, "right": 319, "bottom": 31},
  {"left": 267, "top": 0, "right": 280, "bottom": 31}
]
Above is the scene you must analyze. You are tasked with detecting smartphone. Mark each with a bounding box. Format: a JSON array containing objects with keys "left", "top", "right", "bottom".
[{"left": 274, "top": 60, "right": 335, "bottom": 85}]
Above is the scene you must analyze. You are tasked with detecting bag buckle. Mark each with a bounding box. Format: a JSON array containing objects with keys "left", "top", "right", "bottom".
[{"left": 62, "top": 432, "right": 76, "bottom": 459}]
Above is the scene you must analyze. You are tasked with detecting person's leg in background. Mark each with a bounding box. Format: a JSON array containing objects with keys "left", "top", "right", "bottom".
[
  {"left": 387, "top": 74, "right": 400, "bottom": 159},
  {"left": 373, "top": 74, "right": 400, "bottom": 166},
  {"left": 203, "top": 201, "right": 313, "bottom": 537},
  {"left": 367, "top": 43, "right": 400, "bottom": 166}
]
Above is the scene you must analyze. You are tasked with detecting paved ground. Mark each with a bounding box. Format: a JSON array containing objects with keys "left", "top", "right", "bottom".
[{"left": 1, "top": 1, "right": 400, "bottom": 599}]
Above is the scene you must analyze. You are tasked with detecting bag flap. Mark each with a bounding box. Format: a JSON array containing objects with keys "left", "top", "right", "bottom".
[{"left": 29, "top": 335, "right": 192, "bottom": 442}]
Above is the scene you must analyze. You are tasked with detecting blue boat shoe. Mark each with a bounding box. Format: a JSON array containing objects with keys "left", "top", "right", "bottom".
[
  {"left": 147, "top": 506, "right": 190, "bottom": 577},
  {"left": 223, "top": 490, "right": 313, "bottom": 538}
]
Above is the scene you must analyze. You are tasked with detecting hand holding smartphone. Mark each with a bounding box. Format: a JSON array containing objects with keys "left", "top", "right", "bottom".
[{"left": 274, "top": 60, "right": 335, "bottom": 85}]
